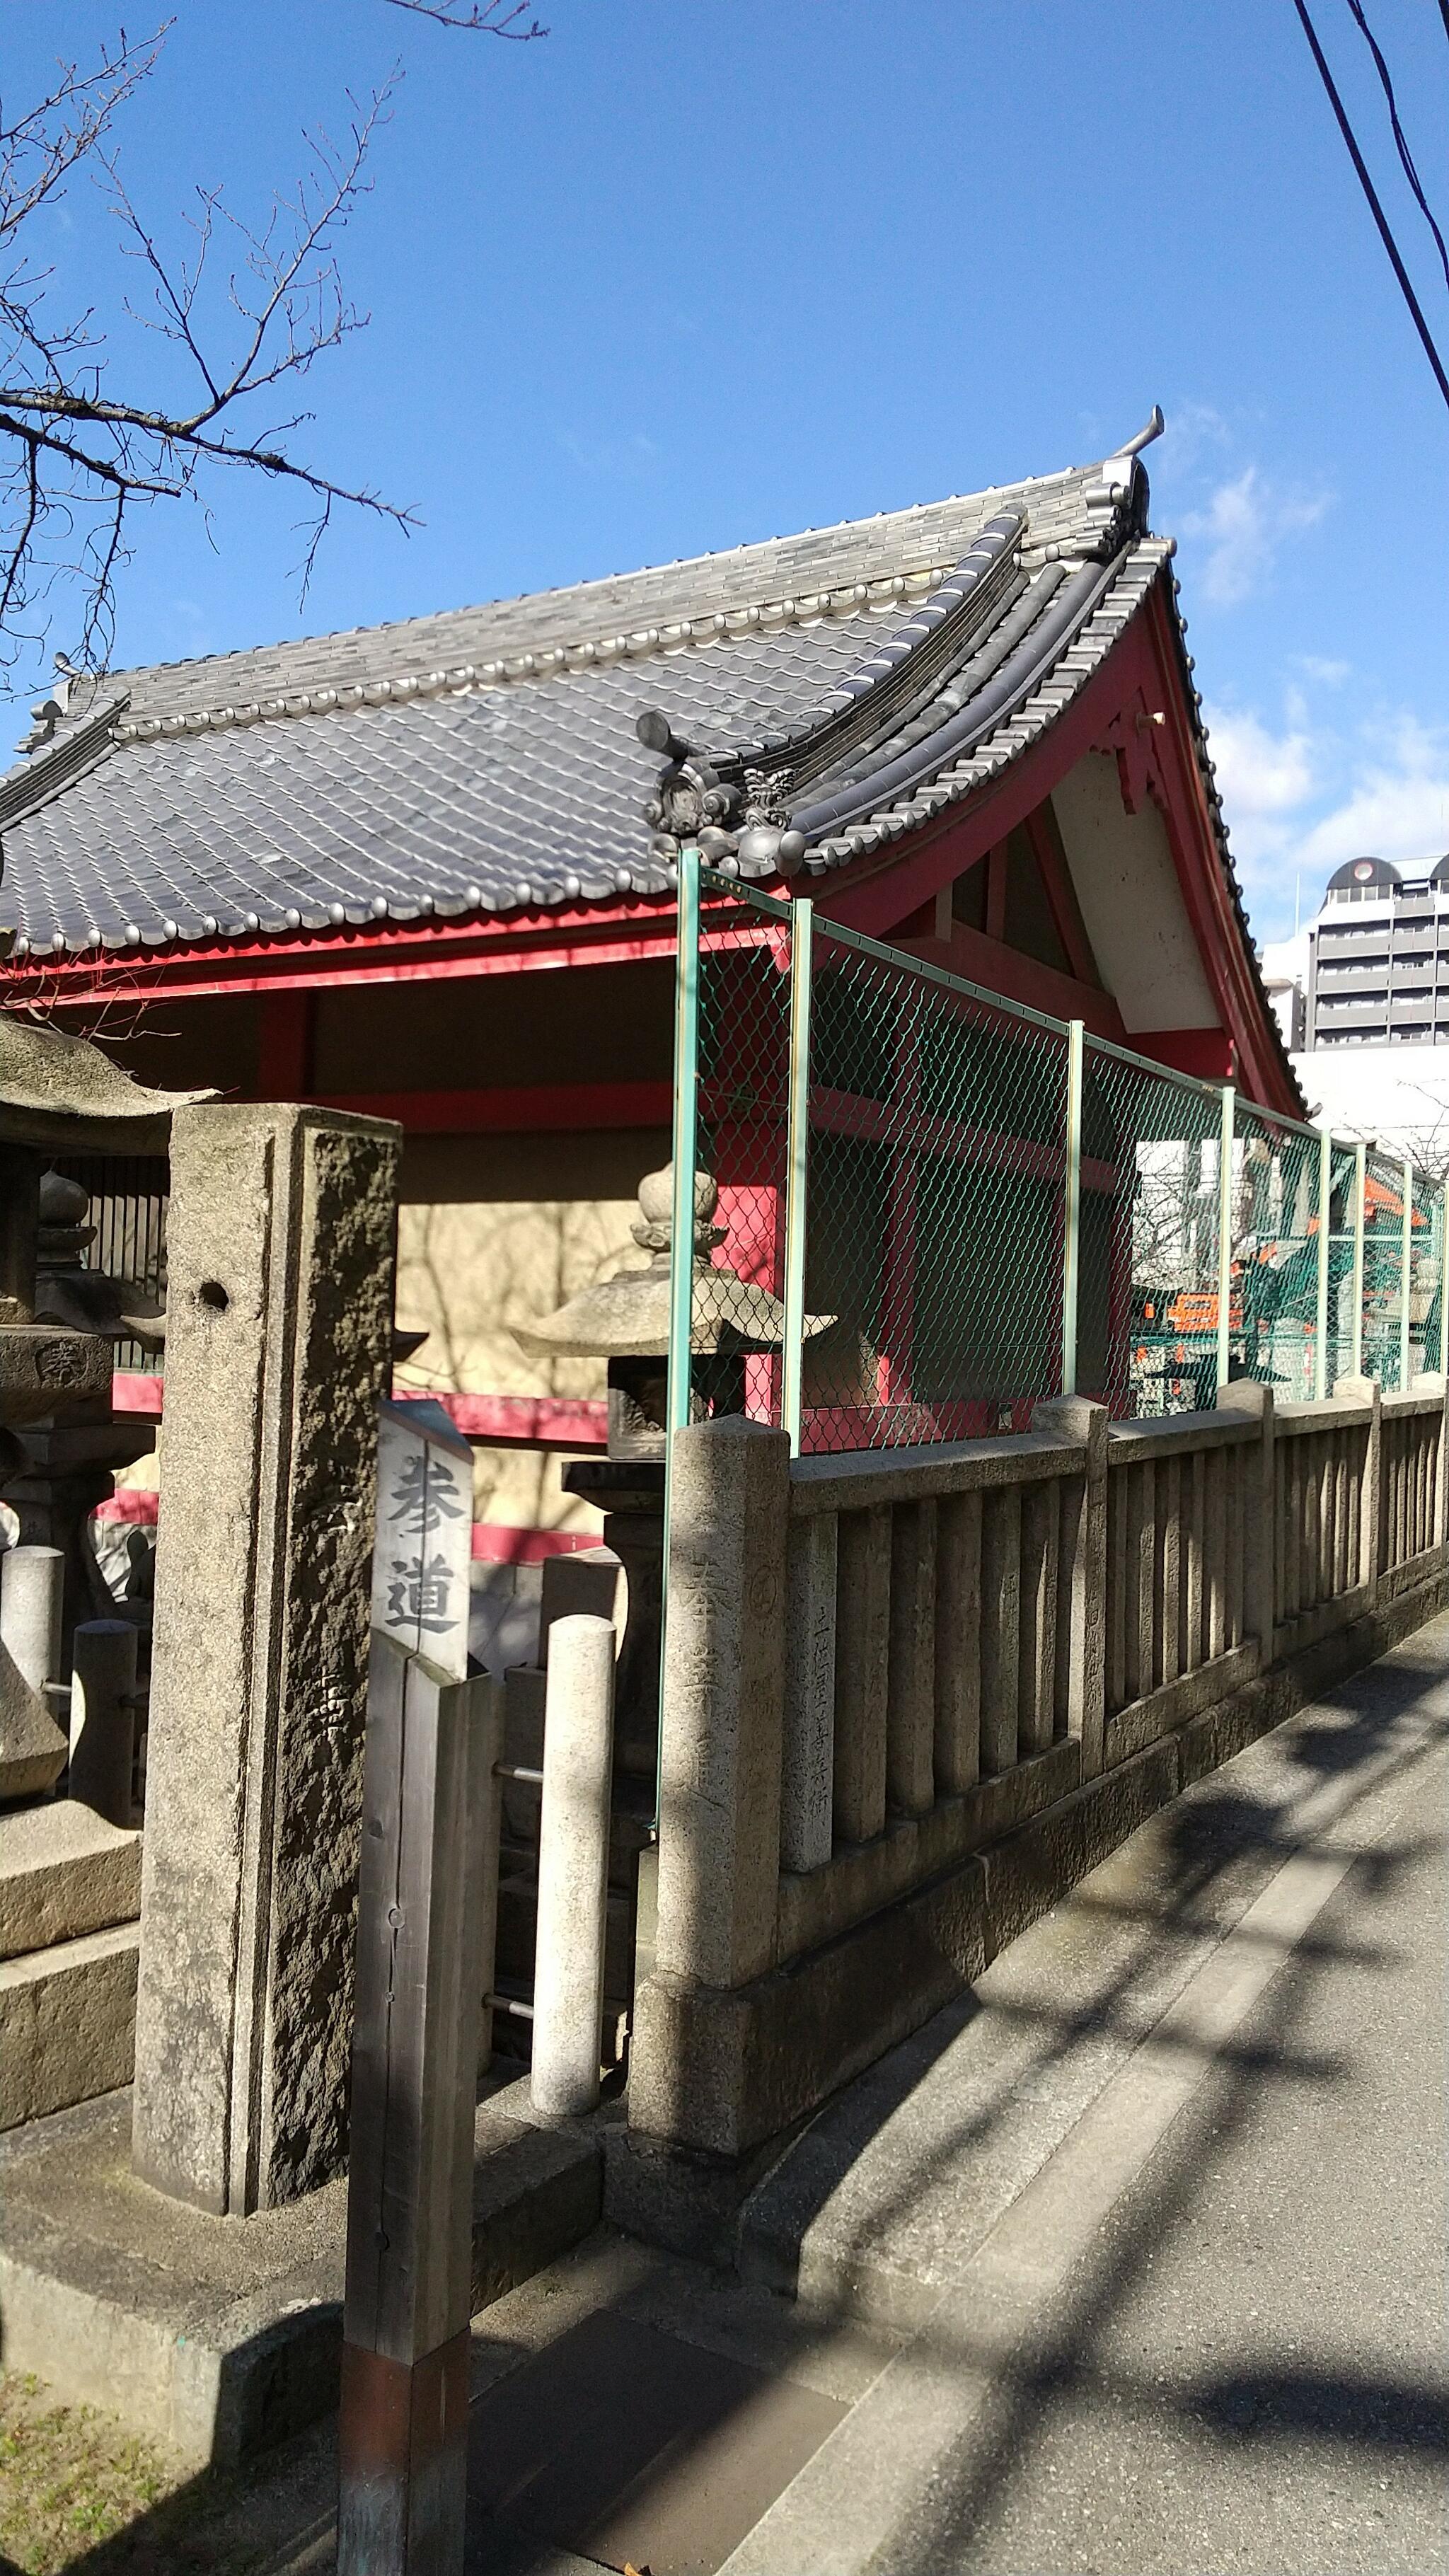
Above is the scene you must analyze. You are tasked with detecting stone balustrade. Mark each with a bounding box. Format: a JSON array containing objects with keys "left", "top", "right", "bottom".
[{"left": 628, "top": 1371, "right": 1449, "bottom": 2178}]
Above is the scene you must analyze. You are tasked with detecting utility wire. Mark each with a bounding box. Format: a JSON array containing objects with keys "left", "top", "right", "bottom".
[
  {"left": 1292, "top": 0, "right": 1449, "bottom": 415},
  {"left": 1344, "top": 0, "right": 1449, "bottom": 301}
]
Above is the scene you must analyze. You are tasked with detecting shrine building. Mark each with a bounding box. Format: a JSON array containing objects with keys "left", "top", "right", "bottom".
[{"left": 0, "top": 412, "right": 1302, "bottom": 1551}]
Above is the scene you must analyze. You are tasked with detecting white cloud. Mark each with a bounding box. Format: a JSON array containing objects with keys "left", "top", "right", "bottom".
[
  {"left": 555, "top": 428, "right": 659, "bottom": 479},
  {"left": 1182, "top": 466, "right": 1330, "bottom": 608},
  {"left": 1204, "top": 704, "right": 1314, "bottom": 821},
  {"left": 1296, "top": 733, "right": 1449, "bottom": 874},
  {"left": 1293, "top": 654, "right": 1351, "bottom": 686},
  {"left": 1207, "top": 698, "right": 1449, "bottom": 938}
]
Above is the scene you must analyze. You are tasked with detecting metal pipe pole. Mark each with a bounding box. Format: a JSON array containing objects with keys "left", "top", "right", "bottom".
[
  {"left": 1433, "top": 1179, "right": 1443, "bottom": 1380},
  {"left": 667, "top": 846, "right": 703, "bottom": 1441},
  {"left": 1315, "top": 1127, "right": 1332, "bottom": 1400},
  {"left": 1062, "top": 1021, "right": 1084, "bottom": 1397},
  {"left": 659, "top": 843, "right": 703, "bottom": 1830},
  {"left": 1216, "top": 1085, "right": 1235, "bottom": 1392},
  {"left": 780, "top": 897, "right": 814, "bottom": 1457},
  {"left": 1351, "top": 1141, "right": 1366, "bottom": 1379},
  {"left": 1392, "top": 1154, "right": 1402, "bottom": 1391}
]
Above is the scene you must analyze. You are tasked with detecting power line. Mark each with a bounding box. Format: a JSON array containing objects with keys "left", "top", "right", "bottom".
[
  {"left": 1344, "top": 0, "right": 1449, "bottom": 301},
  {"left": 1292, "top": 0, "right": 1449, "bottom": 415}
]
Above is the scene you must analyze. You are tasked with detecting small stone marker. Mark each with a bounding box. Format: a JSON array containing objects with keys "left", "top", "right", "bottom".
[{"left": 372, "top": 1401, "right": 473, "bottom": 1682}]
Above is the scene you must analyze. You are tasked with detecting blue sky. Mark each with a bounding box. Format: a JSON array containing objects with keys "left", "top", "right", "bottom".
[{"left": 8, "top": 0, "right": 1449, "bottom": 942}]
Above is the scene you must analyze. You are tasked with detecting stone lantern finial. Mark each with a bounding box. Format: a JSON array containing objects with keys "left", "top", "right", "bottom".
[{"left": 513, "top": 1161, "right": 833, "bottom": 1459}]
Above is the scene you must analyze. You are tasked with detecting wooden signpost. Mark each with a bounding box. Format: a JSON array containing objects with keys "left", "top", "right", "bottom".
[{"left": 339, "top": 1402, "right": 502, "bottom": 2573}]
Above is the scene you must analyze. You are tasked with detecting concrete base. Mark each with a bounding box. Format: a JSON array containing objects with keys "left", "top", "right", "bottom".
[
  {"left": 614, "top": 1562, "right": 1449, "bottom": 2254},
  {"left": 0, "top": 2076, "right": 603, "bottom": 2469}
]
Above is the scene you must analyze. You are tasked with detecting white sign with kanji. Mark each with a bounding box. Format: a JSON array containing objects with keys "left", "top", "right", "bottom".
[{"left": 371, "top": 1399, "right": 473, "bottom": 1680}]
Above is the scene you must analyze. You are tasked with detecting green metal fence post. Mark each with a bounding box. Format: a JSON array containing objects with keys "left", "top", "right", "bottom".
[
  {"left": 780, "top": 896, "right": 814, "bottom": 1457},
  {"left": 1315, "top": 1126, "right": 1332, "bottom": 1400},
  {"left": 1216, "top": 1083, "right": 1235, "bottom": 1392},
  {"left": 658, "top": 845, "right": 703, "bottom": 1832},
  {"left": 667, "top": 847, "right": 703, "bottom": 1439},
  {"left": 1392, "top": 1154, "right": 1402, "bottom": 1391},
  {"left": 1352, "top": 1140, "right": 1366, "bottom": 1379},
  {"left": 1433, "top": 1179, "right": 1443, "bottom": 1380},
  {"left": 1061, "top": 1020, "right": 1084, "bottom": 1397}
]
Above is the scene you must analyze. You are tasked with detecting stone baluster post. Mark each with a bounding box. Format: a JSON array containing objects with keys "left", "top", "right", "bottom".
[
  {"left": 630, "top": 1417, "right": 789, "bottom": 2146},
  {"left": 1216, "top": 1377, "right": 1275, "bottom": 1656},
  {"left": 1334, "top": 1373, "right": 1382, "bottom": 1605},
  {"left": 132, "top": 1104, "right": 400, "bottom": 2214},
  {"left": 1032, "top": 1398, "right": 1107, "bottom": 1775}
]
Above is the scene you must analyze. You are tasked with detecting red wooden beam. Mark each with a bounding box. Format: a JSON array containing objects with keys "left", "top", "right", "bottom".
[
  {"left": 111, "top": 1372, "right": 610, "bottom": 1451},
  {"left": 258, "top": 990, "right": 315, "bottom": 1095},
  {"left": 1128, "top": 1027, "right": 1232, "bottom": 1081},
  {"left": 309, "top": 1081, "right": 672, "bottom": 1136},
  {"left": 6, "top": 905, "right": 681, "bottom": 1010},
  {"left": 93, "top": 1489, "right": 605, "bottom": 1561},
  {"left": 885, "top": 919, "right": 1129, "bottom": 1042},
  {"left": 405, "top": 1392, "right": 607, "bottom": 1450}
]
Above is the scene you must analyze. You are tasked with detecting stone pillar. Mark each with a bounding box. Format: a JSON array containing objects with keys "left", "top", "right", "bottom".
[
  {"left": 651, "top": 1417, "right": 790, "bottom": 1992},
  {"left": 68, "top": 1619, "right": 138, "bottom": 1826},
  {"left": 1, "top": 1543, "right": 63, "bottom": 1695},
  {"left": 1334, "top": 1373, "right": 1382, "bottom": 1602},
  {"left": 1216, "top": 1377, "right": 1275, "bottom": 1654},
  {"left": 1032, "top": 1397, "right": 1107, "bottom": 1776},
  {"left": 132, "top": 1104, "right": 400, "bottom": 2214},
  {"left": 530, "top": 1615, "right": 616, "bottom": 2120},
  {"left": 1410, "top": 1371, "right": 1449, "bottom": 1550}
]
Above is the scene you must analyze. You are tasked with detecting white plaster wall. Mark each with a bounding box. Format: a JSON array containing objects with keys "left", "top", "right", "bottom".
[{"left": 1051, "top": 753, "right": 1220, "bottom": 1034}]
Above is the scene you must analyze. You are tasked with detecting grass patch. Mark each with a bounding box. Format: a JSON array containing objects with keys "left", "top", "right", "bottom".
[{"left": 0, "top": 2373, "right": 177, "bottom": 2574}]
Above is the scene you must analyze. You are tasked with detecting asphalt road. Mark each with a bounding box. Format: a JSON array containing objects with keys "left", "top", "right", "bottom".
[{"left": 926, "top": 1736, "right": 1449, "bottom": 2576}]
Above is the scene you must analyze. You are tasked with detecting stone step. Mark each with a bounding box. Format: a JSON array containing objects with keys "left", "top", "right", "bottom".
[
  {"left": 0, "top": 1798, "right": 142, "bottom": 1960},
  {"left": 0, "top": 1921, "right": 139, "bottom": 2130}
]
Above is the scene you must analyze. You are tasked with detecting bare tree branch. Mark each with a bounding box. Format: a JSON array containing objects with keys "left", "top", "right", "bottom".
[
  {"left": 384, "top": 0, "right": 546, "bottom": 35},
  {"left": 0, "top": 8, "right": 542, "bottom": 693}
]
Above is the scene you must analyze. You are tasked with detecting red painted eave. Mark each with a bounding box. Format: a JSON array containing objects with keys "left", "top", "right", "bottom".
[{"left": 0, "top": 894, "right": 681, "bottom": 1007}]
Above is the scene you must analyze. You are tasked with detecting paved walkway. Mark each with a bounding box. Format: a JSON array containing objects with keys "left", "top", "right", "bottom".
[{"left": 69, "top": 1617, "right": 1449, "bottom": 2576}]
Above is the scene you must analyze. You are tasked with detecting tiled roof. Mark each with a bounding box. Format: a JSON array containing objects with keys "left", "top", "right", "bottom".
[{"left": 0, "top": 439, "right": 1237, "bottom": 969}]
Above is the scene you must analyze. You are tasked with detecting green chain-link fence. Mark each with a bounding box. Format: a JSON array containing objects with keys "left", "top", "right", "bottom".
[{"left": 666, "top": 856, "right": 1448, "bottom": 1452}]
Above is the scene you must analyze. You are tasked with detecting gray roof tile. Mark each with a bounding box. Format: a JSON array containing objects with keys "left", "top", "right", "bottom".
[{"left": 0, "top": 444, "right": 1269, "bottom": 1022}]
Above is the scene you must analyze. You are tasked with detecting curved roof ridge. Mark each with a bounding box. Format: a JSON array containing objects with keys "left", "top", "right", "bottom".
[{"left": 21, "top": 451, "right": 1125, "bottom": 746}]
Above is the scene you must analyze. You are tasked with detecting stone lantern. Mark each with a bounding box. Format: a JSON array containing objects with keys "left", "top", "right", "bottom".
[
  {"left": 514, "top": 1163, "right": 829, "bottom": 1779},
  {"left": 0, "top": 1015, "right": 204, "bottom": 1800}
]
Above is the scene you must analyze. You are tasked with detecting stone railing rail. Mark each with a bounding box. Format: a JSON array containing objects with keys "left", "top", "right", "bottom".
[{"left": 633, "top": 1370, "right": 1449, "bottom": 2166}]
